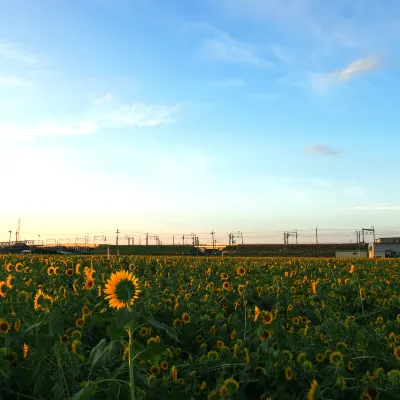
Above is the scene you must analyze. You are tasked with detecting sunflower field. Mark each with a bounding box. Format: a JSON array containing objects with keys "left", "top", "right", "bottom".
[{"left": 1, "top": 255, "right": 400, "bottom": 400}]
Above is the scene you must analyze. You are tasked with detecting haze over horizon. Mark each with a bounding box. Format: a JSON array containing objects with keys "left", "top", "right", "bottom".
[{"left": 1, "top": 0, "right": 400, "bottom": 242}]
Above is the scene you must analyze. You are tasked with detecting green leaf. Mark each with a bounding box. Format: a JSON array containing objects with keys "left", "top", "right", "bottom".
[
  {"left": 135, "top": 342, "right": 166, "bottom": 365},
  {"left": 25, "top": 321, "right": 42, "bottom": 333},
  {"left": 70, "top": 382, "right": 95, "bottom": 400},
  {"left": 106, "top": 324, "right": 126, "bottom": 341},
  {"left": 147, "top": 319, "right": 180, "bottom": 342},
  {"left": 88, "top": 339, "right": 107, "bottom": 366},
  {"left": 51, "top": 381, "right": 64, "bottom": 400}
]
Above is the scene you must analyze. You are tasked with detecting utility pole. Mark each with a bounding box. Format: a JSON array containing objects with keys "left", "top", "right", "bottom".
[
  {"left": 146, "top": 233, "right": 148, "bottom": 246},
  {"left": 316, "top": 227, "right": 318, "bottom": 245},
  {"left": 211, "top": 230, "right": 215, "bottom": 255},
  {"left": 116, "top": 229, "right": 119, "bottom": 255},
  {"left": 182, "top": 234, "right": 185, "bottom": 245},
  {"left": 8, "top": 230, "right": 12, "bottom": 247}
]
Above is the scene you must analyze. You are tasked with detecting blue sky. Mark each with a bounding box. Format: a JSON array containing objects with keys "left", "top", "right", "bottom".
[{"left": 1, "top": 0, "right": 400, "bottom": 244}]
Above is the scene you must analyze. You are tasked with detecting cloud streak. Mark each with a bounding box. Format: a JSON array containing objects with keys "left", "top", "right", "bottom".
[
  {"left": 1, "top": 93, "right": 179, "bottom": 139},
  {"left": 312, "top": 56, "right": 381, "bottom": 91},
  {"left": 306, "top": 144, "right": 341, "bottom": 157},
  {"left": 195, "top": 23, "right": 274, "bottom": 68},
  {"left": 0, "top": 74, "right": 34, "bottom": 87},
  {"left": 0, "top": 43, "right": 39, "bottom": 64},
  {"left": 353, "top": 205, "right": 400, "bottom": 211}
]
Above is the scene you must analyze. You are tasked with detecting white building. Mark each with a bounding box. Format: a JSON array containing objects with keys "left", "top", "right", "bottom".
[
  {"left": 335, "top": 250, "right": 368, "bottom": 258},
  {"left": 368, "top": 242, "right": 400, "bottom": 258}
]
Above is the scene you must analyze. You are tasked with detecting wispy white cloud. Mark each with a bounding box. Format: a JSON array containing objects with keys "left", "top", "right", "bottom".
[
  {"left": 353, "top": 205, "right": 400, "bottom": 211},
  {"left": 306, "top": 144, "right": 342, "bottom": 156},
  {"left": 312, "top": 56, "right": 381, "bottom": 91},
  {"left": 199, "top": 78, "right": 246, "bottom": 88},
  {"left": 199, "top": 31, "right": 274, "bottom": 68},
  {"left": 0, "top": 43, "right": 39, "bottom": 64},
  {"left": 0, "top": 74, "right": 34, "bottom": 87},
  {"left": 1, "top": 93, "right": 179, "bottom": 139},
  {"left": 201, "top": 36, "right": 272, "bottom": 68}
]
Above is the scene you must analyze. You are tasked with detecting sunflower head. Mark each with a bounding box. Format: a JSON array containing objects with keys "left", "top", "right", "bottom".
[
  {"left": 0, "top": 319, "right": 10, "bottom": 334},
  {"left": 104, "top": 271, "right": 141, "bottom": 309}
]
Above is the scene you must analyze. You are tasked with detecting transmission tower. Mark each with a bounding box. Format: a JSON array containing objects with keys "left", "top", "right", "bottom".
[
  {"left": 362, "top": 227, "right": 375, "bottom": 243},
  {"left": 229, "top": 231, "right": 243, "bottom": 245},
  {"left": 15, "top": 218, "right": 20, "bottom": 242},
  {"left": 283, "top": 230, "right": 298, "bottom": 245}
]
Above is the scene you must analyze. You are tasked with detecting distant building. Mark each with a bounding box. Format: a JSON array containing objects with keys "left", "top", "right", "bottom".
[
  {"left": 335, "top": 250, "right": 368, "bottom": 258},
  {"left": 376, "top": 237, "right": 400, "bottom": 243},
  {"left": 369, "top": 242, "right": 400, "bottom": 258}
]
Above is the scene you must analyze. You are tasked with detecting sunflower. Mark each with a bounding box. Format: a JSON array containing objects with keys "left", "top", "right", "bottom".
[
  {"left": 396, "top": 314, "right": 400, "bottom": 324},
  {"left": 34, "top": 289, "right": 43, "bottom": 310},
  {"left": 329, "top": 351, "right": 344, "bottom": 365},
  {"left": 75, "top": 318, "right": 85, "bottom": 328},
  {"left": 292, "top": 317, "right": 300, "bottom": 325},
  {"left": 66, "top": 268, "right": 74, "bottom": 277},
  {"left": 287, "top": 304, "right": 293, "bottom": 311},
  {"left": 173, "top": 318, "right": 181, "bottom": 328},
  {"left": 216, "top": 340, "right": 224, "bottom": 349},
  {"left": 60, "top": 335, "right": 69, "bottom": 344},
  {"left": 394, "top": 347, "right": 400, "bottom": 361},
  {"left": 160, "top": 360, "right": 168, "bottom": 370},
  {"left": 14, "top": 320, "right": 21, "bottom": 331},
  {"left": 23, "top": 343, "right": 28, "bottom": 359},
  {"left": 285, "top": 367, "right": 293, "bottom": 381},
  {"left": 222, "top": 378, "right": 239, "bottom": 395},
  {"left": 196, "top": 335, "right": 204, "bottom": 343},
  {"left": 220, "top": 273, "right": 229, "bottom": 280},
  {"left": 171, "top": 365, "right": 178, "bottom": 381},
  {"left": 260, "top": 330, "right": 272, "bottom": 340},
  {"left": 207, "top": 350, "right": 219, "bottom": 361},
  {"left": 0, "top": 281, "right": 6, "bottom": 298},
  {"left": 71, "top": 330, "right": 82, "bottom": 340},
  {"left": 222, "top": 281, "right": 231, "bottom": 290},
  {"left": 47, "top": 266, "right": 57, "bottom": 275},
  {"left": 150, "top": 365, "right": 160, "bottom": 375},
  {"left": 104, "top": 271, "right": 140, "bottom": 309},
  {"left": 230, "top": 329, "right": 237, "bottom": 340},
  {"left": 15, "top": 263, "right": 24, "bottom": 273},
  {"left": 182, "top": 312, "right": 191, "bottom": 324},
  {"left": 262, "top": 311, "right": 273, "bottom": 325},
  {"left": 6, "top": 275, "right": 14, "bottom": 289},
  {"left": 347, "top": 360, "right": 354, "bottom": 372},
  {"left": 140, "top": 327, "right": 149, "bottom": 337},
  {"left": 254, "top": 306, "right": 261, "bottom": 322},
  {"left": 237, "top": 267, "right": 246, "bottom": 276},
  {"left": 307, "top": 380, "right": 318, "bottom": 400},
  {"left": 0, "top": 319, "right": 10, "bottom": 334},
  {"left": 85, "top": 278, "right": 95, "bottom": 290},
  {"left": 82, "top": 306, "right": 90, "bottom": 317}
]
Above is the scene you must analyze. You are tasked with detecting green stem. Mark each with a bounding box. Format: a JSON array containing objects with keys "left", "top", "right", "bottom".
[{"left": 128, "top": 329, "right": 135, "bottom": 400}]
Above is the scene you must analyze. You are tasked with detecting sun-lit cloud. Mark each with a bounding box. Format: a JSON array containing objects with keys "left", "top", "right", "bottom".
[
  {"left": 0, "top": 93, "right": 179, "bottom": 139},
  {"left": 312, "top": 56, "right": 381, "bottom": 91},
  {"left": 306, "top": 144, "right": 342, "bottom": 156}
]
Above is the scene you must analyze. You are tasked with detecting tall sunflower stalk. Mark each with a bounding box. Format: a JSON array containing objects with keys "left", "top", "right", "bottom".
[{"left": 104, "top": 271, "right": 141, "bottom": 400}]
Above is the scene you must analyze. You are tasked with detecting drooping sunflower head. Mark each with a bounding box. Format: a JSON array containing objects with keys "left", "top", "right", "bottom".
[
  {"left": 82, "top": 306, "right": 90, "bottom": 317},
  {"left": 285, "top": 367, "right": 293, "bottom": 381},
  {"left": 103, "top": 271, "right": 140, "bottom": 309},
  {"left": 394, "top": 347, "right": 400, "bottom": 360},
  {"left": 0, "top": 319, "right": 10, "bottom": 334}
]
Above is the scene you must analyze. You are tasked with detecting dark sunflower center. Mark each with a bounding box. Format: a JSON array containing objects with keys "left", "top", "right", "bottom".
[
  {"left": 115, "top": 279, "right": 136, "bottom": 302},
  {"left": 0, "top": 322, "right": 8, "bottom": 331}
]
